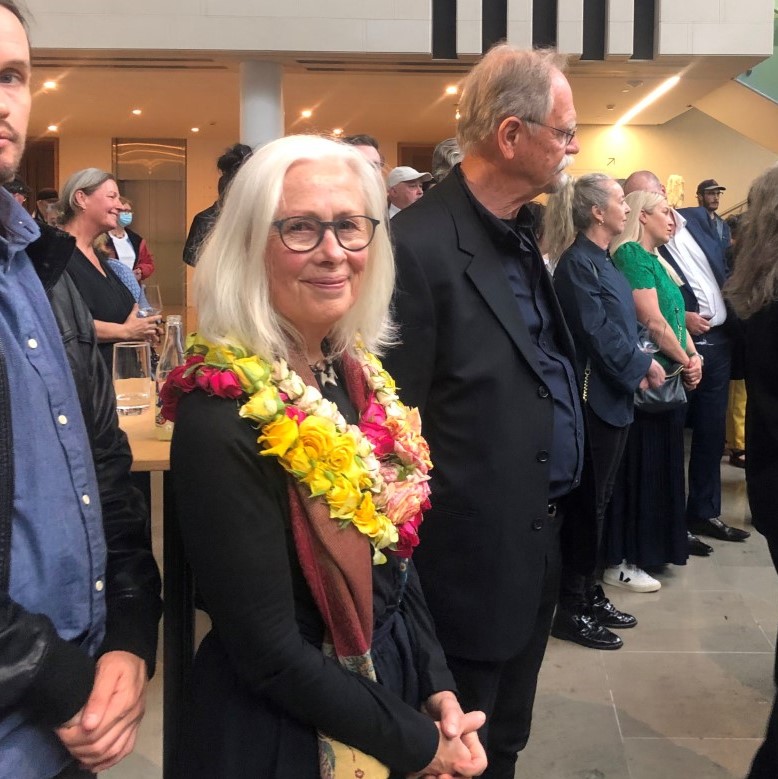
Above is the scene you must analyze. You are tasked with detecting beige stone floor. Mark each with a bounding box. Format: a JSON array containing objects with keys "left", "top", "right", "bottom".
[{"left": 105, "top": 459, "right": 776, "bottom": 779}]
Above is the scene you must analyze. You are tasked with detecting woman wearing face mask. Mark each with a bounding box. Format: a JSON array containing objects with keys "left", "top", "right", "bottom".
[{"left": 105, "top": 195, "right": 156, "bottom": 282}]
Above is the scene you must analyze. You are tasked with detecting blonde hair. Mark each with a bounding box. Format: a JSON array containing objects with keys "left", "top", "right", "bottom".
[
  {"left": 543, "top": 177, "right": 576, "bottom": 267},
  {"left": 194, "top": 134, "right": 395, "bottom": 362},
  {"left": 456, "top": 44, "right": 568, "bottom": 154},
  {"left": 725, "top": 165, "right": 778, "bottom": 319},
  {"left": 610, "top": 190, "right": 666, "bottom": 254}
]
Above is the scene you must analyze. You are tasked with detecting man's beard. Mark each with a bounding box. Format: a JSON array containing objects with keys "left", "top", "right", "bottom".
[
  {"left": 543, "top": 155, "right": 574, "bottom": 194},
  {"left": 0, "top": 130, "right": 24, "bottom": 185}
]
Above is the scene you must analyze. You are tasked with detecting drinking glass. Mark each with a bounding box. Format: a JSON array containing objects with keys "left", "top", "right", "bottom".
[
  {"left": 638, "top": 318, "right": 666, "bottom": 354},
  {"left": 113, "top": 341, "right": 152, "bottom": 415},
  {"left": 138, "top": 284, "right": 162, "bottom": 318}
]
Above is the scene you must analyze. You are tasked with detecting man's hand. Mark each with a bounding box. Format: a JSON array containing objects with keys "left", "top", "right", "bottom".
[
  {"left": 55, "top": 650, "right": 148, "bottom": 773},
  {"left": 685, "top": 312, "right": 711, "bottom": 337}
]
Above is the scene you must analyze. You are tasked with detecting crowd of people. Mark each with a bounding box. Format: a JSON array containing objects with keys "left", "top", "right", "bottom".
[{"left": 2, "top": 0, "right": 776, "bottom": 776}]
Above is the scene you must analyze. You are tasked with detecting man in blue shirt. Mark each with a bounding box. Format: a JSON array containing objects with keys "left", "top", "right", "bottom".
[{"left": 0, "top": 4, "right": 161, "bottom": 777}]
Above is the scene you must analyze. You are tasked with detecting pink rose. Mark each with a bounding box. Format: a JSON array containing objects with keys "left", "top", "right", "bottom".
[
  {"left": 194, "top": 367, "right": 243, "bottom": 399},
  {"left": 286, "top": 405, "right": 307, "bottom": 423},
  {"left": 359, "top": 396, "right": 394, "bottom": 456}
]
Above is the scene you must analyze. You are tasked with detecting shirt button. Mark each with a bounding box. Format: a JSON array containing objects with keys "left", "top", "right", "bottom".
[
  {"left": 27, "top": 337, "right": 38, "bottom": 349},
  {"left": 95, "top": 579, "right": 104, "bottom": 592},
  {"left": 536, "top": 450, "right": 549, "bottom": 463},
  {"left": 57, "top": 414, "right": 68, "bottom": 425},
  {"left": 532, "top": 519, "right": 544, "bottom": 531},
  {"left": 82, "top": 494, "right": 91, "bottom": 505},
  {"left": 538, "top": 386, "right": 549, "bottom": 398}
]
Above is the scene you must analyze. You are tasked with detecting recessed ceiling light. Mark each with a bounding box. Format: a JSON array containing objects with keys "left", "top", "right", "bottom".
[
  {"left": 191, "top": 127, "right": 200, "bottom": 133},
  {"left": 301, "top": 109, "right": 313, "bottom": 119},
  {"left": 332, "top": 128, "right": 343, "bottom": 136},
  {"left": 606, "top": 104, "right": 615, "bottom": 110},
  {"left": 445, "top": 85, "right": 458, "bottom": 95},
  {"left": 131, "top": 108, "right": 142, "bottom": 116},
  {"left": 47, "top": 124, "right": 58, "bottom": 132},
  {"left": 455, "top": 109, "right": 461, "bottom": 120},
  {"left": 43, "top": 80, "right": 57, "bottom": 90}
]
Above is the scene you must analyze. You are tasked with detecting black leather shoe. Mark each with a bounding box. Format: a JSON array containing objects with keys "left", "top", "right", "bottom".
[
  {"left": 551, "top": 608, "right": 623, "bottom": 650},
  {"left": 687, "top": 531, "right": 713, "bottom": 556},
  {"left": 589, "top": 585, "right": 637, "bottom": 629},
  {"left": 689, "top": 517, "right": 751, "bottom": 542}
]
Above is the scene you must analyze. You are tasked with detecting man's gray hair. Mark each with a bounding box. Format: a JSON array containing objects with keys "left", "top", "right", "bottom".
[
  {"left": 456, "top": 44, "right": 568, "bottom": 154},
  {"left": 431, "top": 138, "right": 462, "bottom": 183}
]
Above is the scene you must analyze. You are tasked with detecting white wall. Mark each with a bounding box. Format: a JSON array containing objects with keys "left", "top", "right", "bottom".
[{"left": 25, "top": 0, "right": 774, "bottom": 57}]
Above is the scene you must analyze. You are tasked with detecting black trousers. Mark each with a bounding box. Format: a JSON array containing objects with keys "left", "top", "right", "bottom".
[
  {"left": 559, "top": 409, "right": 630, "bottom": 609},
  {"left": 444, "top": 514, "right": 561, "bottom": 779},
  {"left": 747, "top": 535, "right": 778, "bottom": 778},
  {"left": 686, "top": 327, "right": 731, "bottom": 523}
]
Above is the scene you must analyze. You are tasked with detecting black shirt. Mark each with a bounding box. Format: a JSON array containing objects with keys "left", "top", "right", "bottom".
[{"left": 455, "top": 167, "right": 583, "bottom": 498}]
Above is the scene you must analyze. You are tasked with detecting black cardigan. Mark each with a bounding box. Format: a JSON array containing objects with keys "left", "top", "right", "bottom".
[{"left": 171, "top": 390, "right": 454, "bottom": 774}]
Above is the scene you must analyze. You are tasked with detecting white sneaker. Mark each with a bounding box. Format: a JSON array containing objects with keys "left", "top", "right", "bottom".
[{"left": 603, "top": 562, "right": 661, "bottom": 593}]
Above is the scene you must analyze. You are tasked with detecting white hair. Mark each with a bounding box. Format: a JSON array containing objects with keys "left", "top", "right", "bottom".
[{"left": 194, "top": 134, "right": 396, "bottom": 361}]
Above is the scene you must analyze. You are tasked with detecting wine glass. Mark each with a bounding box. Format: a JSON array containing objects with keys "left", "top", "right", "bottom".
[
  {"left": 638, "top": 318, "right": 666, "bottom": 354},
  {"left": 138, "top": 283, "right": 162, "bottom": 318},
  {"left": 694, "top": 300, "right": 715, "bottom": 347}
]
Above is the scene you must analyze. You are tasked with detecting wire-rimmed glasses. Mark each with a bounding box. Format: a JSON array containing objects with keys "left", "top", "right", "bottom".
[
  {"left": 272, "top": 215, "right": 380, "bottom": 253},
  {"left": 522, "top": 118, "right": 577, "bottom": 146}
]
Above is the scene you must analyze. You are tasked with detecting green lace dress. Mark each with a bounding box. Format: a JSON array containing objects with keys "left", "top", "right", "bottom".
[
  {"left": 605, "top": 241, "right": 688, "bottom": 568},
  {"left": 612, "top": 241, "right": 687, "bottom": 370}
]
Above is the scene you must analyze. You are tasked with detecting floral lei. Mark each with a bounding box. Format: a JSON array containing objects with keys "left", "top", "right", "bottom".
[{"left": 160, "top": 334, "right": 432, "bottom": 563}]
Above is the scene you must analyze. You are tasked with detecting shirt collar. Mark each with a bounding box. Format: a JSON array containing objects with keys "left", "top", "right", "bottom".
[
  {"left": 0, "top": 188, "right": 41, "bottom": 265},
  {"left": 671, "top": 208, "right": 687, "bottom": 231}
]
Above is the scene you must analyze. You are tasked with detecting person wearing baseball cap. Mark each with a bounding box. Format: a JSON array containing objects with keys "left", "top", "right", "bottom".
[
  {"left": 696, "top": 179, "right": 730, "bottom": 249},
  {"left": 386, "top": 166, "right": 432, "bottom": 217}
]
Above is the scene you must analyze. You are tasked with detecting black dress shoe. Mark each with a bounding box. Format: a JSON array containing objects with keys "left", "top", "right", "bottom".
[
  {"left": 687, "top": 531, "right": 713, "bottom": 556},
  {"left": 589, "top": 585, "right": 638, "bottom": 629},
  {"left": 688, "top": 516, "right": 751, "bottom": 542},
  {"left": 551, "top": 608, "right": 623, "bottom": 650}
]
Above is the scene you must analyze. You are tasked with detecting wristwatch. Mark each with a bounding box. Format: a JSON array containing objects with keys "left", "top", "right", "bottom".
[{"left": 688, "top": 352, "right": 705, "bottom": 366}]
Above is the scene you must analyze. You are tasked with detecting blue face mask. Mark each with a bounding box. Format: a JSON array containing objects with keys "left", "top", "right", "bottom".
[{"left": 118, "top": 211, "right": 133, "bottom": 227}]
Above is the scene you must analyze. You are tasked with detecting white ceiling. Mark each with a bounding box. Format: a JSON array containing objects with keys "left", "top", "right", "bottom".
[{"left": 27, "top": 50, "right": 765, "bottom": 144}]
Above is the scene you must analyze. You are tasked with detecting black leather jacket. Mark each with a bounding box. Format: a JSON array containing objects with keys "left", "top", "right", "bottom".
[{"left": 0, "top": 226, "right": 162, "bottom": 728}]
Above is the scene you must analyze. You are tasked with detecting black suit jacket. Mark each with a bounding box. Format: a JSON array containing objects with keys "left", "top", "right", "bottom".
[{"left": 384, "top": 171, "right": 578, "bottom": 662}]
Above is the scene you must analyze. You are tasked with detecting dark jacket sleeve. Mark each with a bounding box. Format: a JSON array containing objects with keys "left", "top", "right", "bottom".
[
  {"left": 385, "top": 234, "right": 437, "bottom": 413},
  {"left": 171, "top": 392, "right": 439, "bottom": 775},
  {"left": 0, "top": 593, "right": 97, "bottom": 727},
  {"left": 401, "top": 560, "right": 457, "bottom": 702},
  {"left": 53, "top": 273, "right": 162, "bottom": 673},
  {"left": 182, "top": 207, "right": 216, "bottom": 267},
  {"left": 554, "top": 249, "right": 651, "bottom": 395}
]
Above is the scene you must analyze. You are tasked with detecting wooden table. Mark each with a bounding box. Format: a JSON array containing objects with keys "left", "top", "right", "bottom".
[{"left": 119, "top": 410, "right": 193, "bottom": 779}]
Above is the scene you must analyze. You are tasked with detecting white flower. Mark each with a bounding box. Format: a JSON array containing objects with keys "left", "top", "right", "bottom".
[
  {"left": 278, "top": 372, "right": 307, "bottom": 400},
  {"left": 271, "top": 359, "right": 290, "bottom": 382}
]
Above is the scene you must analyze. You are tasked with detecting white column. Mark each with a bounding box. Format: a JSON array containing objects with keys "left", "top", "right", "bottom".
[{"left": 240, "top": 61, "right": 284, "bottom": 150}]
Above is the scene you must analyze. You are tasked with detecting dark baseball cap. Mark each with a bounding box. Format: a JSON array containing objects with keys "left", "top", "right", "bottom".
[
  {"left": 696, "top": 179, "right": 726, "bottom": 194},
  {"left": 36, "top": 187, "right": 58, "bottom": 201}
]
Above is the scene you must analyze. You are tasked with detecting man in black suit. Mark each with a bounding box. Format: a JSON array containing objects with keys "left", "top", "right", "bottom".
[
  {"left": 624, "top": 170, "right": 749, "bottom": 548},
  {"left": 695, "top": 178, "right": 731, "bottom": 251},
  {"left": 384, "top": 44, "right": 585, "bottom": 779}
]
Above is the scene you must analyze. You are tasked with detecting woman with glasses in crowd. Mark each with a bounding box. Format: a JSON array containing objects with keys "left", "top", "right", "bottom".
[{"left": 163, "top": 135, "right": 486, "bottom": 779}]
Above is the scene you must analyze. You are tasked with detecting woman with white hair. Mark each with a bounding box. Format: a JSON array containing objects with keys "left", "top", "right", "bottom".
[
  {"left": 60, "top": 168, "right": 161, "bottom": 369},
  {"left": 162, "top": 135, "right": 486, "bottom": 779}
]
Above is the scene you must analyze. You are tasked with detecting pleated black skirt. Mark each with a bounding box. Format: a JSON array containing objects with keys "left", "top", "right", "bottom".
[{"left": 605, "top": 407, "right": 689, "bottom": 568}]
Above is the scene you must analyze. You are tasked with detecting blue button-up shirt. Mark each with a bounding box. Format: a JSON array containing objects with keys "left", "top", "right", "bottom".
[{"left": 0, "top": 191, "right": 107, "bottom": 778}]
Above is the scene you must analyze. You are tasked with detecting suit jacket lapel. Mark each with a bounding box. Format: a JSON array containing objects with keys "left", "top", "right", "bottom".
[{"left": 436, "top": 177, "right": 545, "bottom": 379}]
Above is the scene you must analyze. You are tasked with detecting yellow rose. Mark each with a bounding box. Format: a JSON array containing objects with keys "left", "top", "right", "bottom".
[
  {"left": 327, "top": 475, "right": 362, "bottom": 519},
  {"left": 325, "top": 435, "right": 358, "bottom": 473},
  {"left": 298, "top": 416, "right": 337, "bottom": 461},
  {"left": 280, "top": 441, "right": 313, "bottom": 476},
  {"left": 232, "top": 357, "right": 271, "bottom": 393},
  {"left": 302, "top": 466, "right": 333, "bottom": 496},
  {"left": 241, "top": 386, "right": 284, "bottom": 421},
  {"left": 352, "top": 495, "right": 398, "bottom": 547},
  {"left": 258, "top": 415, "right": 298, "bottom": 457}
]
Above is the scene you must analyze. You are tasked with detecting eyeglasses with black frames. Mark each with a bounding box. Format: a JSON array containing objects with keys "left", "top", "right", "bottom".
[
  {"left": 272, "top": 215, "right": 381, "bottom": 253},
  {"left": 523, "top": 118, "right": 577, "bottom": 146}
]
